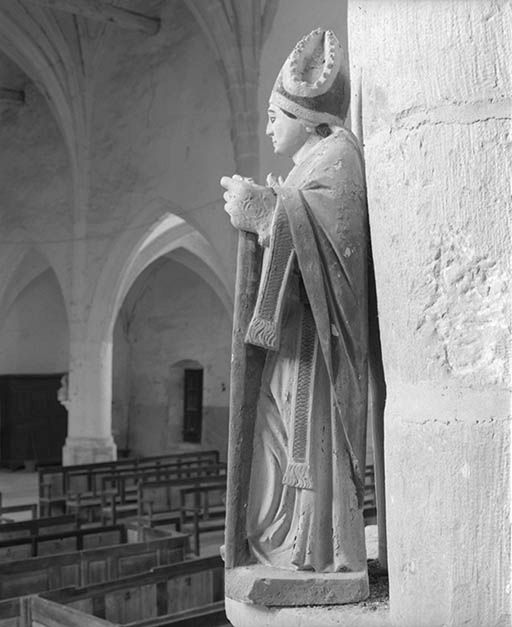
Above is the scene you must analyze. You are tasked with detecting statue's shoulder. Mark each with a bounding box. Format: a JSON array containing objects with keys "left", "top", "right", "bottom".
[
  {"left": 325, "top": 127, "right": 363, "bottom": 160},
  {"left": 313, "top": 127, "right": 364, "bottom": 181}
]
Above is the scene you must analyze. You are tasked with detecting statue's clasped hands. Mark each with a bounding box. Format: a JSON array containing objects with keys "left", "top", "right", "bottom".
[{"left": 220, "top": 174, "right": 279, "bottom": 236}]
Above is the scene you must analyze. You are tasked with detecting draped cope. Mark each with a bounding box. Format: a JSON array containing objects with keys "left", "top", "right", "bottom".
[{"left": 246, "top": 127, "right": 369, "bottom": 572}]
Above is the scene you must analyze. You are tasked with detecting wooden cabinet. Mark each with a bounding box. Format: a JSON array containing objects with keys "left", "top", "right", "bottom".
[{"left": 0, "top": 374, "right": 68, "bottom": 467}]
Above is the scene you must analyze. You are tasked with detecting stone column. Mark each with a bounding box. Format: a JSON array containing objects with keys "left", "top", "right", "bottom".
[
  {"left": 349, "top": 2, "right": 511, "bottom": 626},
  {"left": 62, "top": 335, "right": 117, "bottom": 465}
]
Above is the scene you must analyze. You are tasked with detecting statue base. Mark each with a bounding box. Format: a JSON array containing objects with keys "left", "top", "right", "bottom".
[
  {"left": 225, "top": 597, "right": 391, "bottom": 627},
  {"left": 225, "top": 564, "right": 369, "bottom": 606}
]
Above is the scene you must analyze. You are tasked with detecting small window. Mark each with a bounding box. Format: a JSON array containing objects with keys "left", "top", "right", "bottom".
[{"left": 183, "top": 369, "right": 203, "bottom": 443}]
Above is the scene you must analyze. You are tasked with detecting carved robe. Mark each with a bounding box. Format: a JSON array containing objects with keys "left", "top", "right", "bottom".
[{"left": 246, "top": 127, "right": 369, "bottom": 572}]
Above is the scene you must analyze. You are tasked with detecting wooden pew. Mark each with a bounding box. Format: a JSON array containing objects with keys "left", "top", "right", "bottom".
[
  {"left": 28, "top": 555, "right": 225, "bottom": 626},
  {"left": 179, "top": 480, "right": 226, "bottom": 556},
  {"left": 102, "top": 472, "right": 227, "bottom": 529},
  {"left": 64, "top": 462, "right": 225, "bottom": 524},
  {"left": 0, "top": 524, "right": 127, "bottom": 561},
  {"left": 0, "top": 533, "right": 188, "bottom": 600},
  {"left": 39, "top": 451, "right": 220, "bottom": 517},
  {"left": 0, "top": 515, "right": 78, "bottom": 542},
  {"left": 28, "top": 596, "right": 227, "bottom": 627},
  {"left": 66, "top": 458, "right": 222, "bottom": 507},
  {"left": 59, "top": 462, "right": 226, "bottom": 523},
  {"left": 0, "top": 493, "right": 38, "bottom": 523}
]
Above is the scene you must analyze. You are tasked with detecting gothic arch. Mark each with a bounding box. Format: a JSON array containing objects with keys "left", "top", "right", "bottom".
[
  {"left": 88, "top": 199, "right": 233, "bottom": 348},
  {"left": 0, "top": 242, "right": 70, "bottom": 330},
  {"left": 0, "top": 2, "right": 90, "bottom": 171}
]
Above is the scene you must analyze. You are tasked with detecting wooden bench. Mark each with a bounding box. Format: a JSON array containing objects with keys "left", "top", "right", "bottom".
[
  {"left": 29, "top": 555, "right": 225, "bottom": 626},
  {"left": 0, "top": 514, "right": 79, "bottom": 542},
  {"left": 179, "top": 480, "right": 226, "bottom": 556},
  {"left": 28, "top": 596, "right": 227, "bottom": 627},
  {"left": 0, "top": 493, "right": 38, "bottom": 523},
  {"left": 39, "top": 451, "right": 221, "bottom": 516},
  {"left": 100, "top": 466, "right": 227, "bottom": 526},
  {"left": 65, "top": 457, "right": 222, "bottom": 503},
  {"left": 62, "top": 462, "right": 227, "bottom": 524},
  {"left": 0, "top": 523, "right": 127, "bottom": 561},
  {"left": 0, "top": 533, "right": 188, "bottom": 601}
]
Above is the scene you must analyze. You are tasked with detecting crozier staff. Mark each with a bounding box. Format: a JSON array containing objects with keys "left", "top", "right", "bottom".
[{"left": 221, "top": 28, "right": 370, "bottom": 572}]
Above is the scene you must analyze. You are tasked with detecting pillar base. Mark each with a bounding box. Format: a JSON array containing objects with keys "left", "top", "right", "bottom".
[
  {"left": 226, "top": 597, "right": 391, "bottom": 627},
  {"left": 225, "top": 564, "right": 368, "bottom": 606},
  {"left": 62, "top": 437, "right": 117, "bottom": 465}
]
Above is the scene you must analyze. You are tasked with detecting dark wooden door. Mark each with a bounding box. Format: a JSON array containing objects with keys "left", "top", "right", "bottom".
[
  {"left": 183, "top": 369, "right": 203, "bottom": 443},
  {"left": 0, "top": 375, "right": 68, "bottom": 467}
]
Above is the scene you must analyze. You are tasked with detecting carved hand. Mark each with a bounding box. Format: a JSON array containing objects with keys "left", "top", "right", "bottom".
[{"left": 220, "top": 174, "right": 276, "bottom": 242}]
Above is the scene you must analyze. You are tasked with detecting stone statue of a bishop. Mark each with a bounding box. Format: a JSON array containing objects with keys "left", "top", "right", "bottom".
[{"left": 221, "top": 28, "right": 371, "bottom": 613}]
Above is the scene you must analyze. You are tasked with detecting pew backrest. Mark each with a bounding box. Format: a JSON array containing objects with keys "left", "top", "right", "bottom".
[
  {"left": 40, "top": 555, "right": 224, "bottom": 625},
  {"left": 136, "top": 473, "right": 228, "bottom": 518},
  {"left": 0, "top": 515, "right": 77, "bottom": 541},
  {"left": 0, "top": 555, "right": 223, "bottom": 627},
  {"left": 0, "top": 534, "right": 188, "bottom": 600},
  {"left": 28, "top": 596, "right": 227, "bottom": 627},
  {"left": 0, "top": 524, "right": 126, "bottom": 561},
  {"left": 39, "top": 451, "right": 220, "bottom": 516},
  {"left": 28, "top": 596, "right": 117, "bottom": 627},
  {"left": 102, "top": 463, "right": 227, "bottom": 494}
]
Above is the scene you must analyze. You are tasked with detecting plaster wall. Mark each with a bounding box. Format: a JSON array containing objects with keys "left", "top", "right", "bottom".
[
  {"left": 0, "top": 85, "right": 72, "bottom": 311},
  {"left": 0, "top": 269, "right": 69, "bottom": 374},
  {"left": 349, "top": 2, "right": 511, "bottom": 625},
  {"left": 113, "top": 256, "right": 231, "bottom": 459}
]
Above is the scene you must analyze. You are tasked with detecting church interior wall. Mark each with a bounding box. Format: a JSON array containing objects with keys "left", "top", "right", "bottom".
[
  {"left": 85, "top": 2, "right": 238, "bottom": 308},
  {"left": 0, "top": 268, "right": 69, "bottom": 375},
  {"left": 0, "top": 2, "right": 507, "bottom": 623},
  {"left": 112, "top": 255, "right": 231, "bottom": 459},
  {"left": 0, "top": 80, "right": 73, "bottom": 318},
  {"left": 0, "top": 85, "right": 72, "bottom": 248},
  {"left": 0, "top": 0, "right": 354, "bottom": 465}
]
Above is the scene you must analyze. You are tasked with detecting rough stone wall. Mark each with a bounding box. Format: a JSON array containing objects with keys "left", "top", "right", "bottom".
[
  {"left": 349, "top": 1, "right": 511, "bottom": 625},
  {"left": 113, "top": 257, "right": 231, "bottom": 459}
]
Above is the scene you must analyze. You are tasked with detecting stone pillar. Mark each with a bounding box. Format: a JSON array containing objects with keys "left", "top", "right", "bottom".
[
  {"left": 62, "top": 336, "right": 117, "bottom": 464},
  {"left": 349, "top": 2, "right": 511, "bottom": 626}
]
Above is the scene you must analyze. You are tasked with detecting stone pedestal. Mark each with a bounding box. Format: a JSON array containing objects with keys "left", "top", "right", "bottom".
[
  {"left": 226, "top": 598, "right": 391, "bottom": 627},
  {"left": 62, "top": 436, "right": 117, "bottom": 465},
  {"left": 226, "top": 565, "right": 368, "bottom": 606}
]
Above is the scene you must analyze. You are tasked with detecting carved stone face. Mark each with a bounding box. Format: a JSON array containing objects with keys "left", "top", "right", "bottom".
[{"left": 266, "top": 105, "right": 309, "bottom": 157}]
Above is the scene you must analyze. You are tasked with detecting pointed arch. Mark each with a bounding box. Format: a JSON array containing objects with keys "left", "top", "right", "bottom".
[
  {"left": 88, "top": 198, "right": 233, "bottom": 346},
  {"left": 0, "top": 237, "right": 70, "bottom": 328},
  {"left": 0, "top": 1, "right": 90, "bottom": 170}
]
